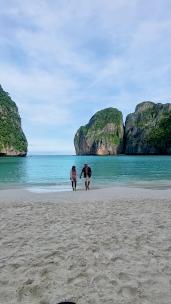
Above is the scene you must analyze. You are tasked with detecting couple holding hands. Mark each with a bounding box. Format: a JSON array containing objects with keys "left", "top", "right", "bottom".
[{"left": 70, "top": 164, "right": 92, "bottom": 191}]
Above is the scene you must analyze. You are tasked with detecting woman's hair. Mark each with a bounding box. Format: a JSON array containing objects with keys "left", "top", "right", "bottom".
[{"left": 72, "top": 166, "right": 76, "bottom": 171}]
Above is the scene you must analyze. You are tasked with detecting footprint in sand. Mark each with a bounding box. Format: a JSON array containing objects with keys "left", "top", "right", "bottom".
[
  {"left": 92, "top": 274, "right": 115, "bottom": 289},
  {"left": 17, "top": 282, "right": 41, "bottom": 301},
  {"left": 39, "top": 300, "right": 50, "bottom": 304},
  {"left": 57, "top": 302, "right": 76, "bottom": 304},
  {"left": 118, "top": 272, "right": 130, "bottom": 281},
  {"left": 67, "top": 273, "right": 88, "bottom": 285},
  {"left": 40, "top": 268, "right": 49, "bottom": 277},
  {"left": 119, "top": 285, "right": 138, "bottom": 298}
]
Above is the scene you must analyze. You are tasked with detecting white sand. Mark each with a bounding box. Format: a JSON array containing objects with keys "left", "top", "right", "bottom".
[{"left": 0, "top": 186, "right": 171, "bottom": 304}]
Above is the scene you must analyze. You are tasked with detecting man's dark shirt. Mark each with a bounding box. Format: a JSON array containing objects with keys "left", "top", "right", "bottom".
[{"left": 80, "top": 167, "right": 92, "bottom": 178}]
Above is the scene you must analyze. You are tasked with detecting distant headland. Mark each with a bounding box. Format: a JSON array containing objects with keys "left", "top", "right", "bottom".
[{"left": 74, "top": 102, "right": 171, "bottom": 155}]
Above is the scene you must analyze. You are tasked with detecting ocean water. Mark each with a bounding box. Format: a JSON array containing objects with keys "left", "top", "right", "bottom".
[{"left": 0, "top": 155, "right": 171, "bottom": 192}]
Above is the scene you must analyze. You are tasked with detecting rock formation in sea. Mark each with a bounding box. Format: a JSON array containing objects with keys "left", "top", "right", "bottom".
[
  {"left": 0, "top": 85, "right": 28, "bottom": 156},
  {"left": 74, "top": 107, "right": 124, "bottom": 155},
  {"left": 125, "top": 101, "right": 171, "bottom": 154},
  {"left": 75, "top": 101, "right": 171, "bottom": 155}
]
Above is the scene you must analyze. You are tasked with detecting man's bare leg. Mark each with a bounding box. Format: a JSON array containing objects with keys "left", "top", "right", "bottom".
[{"left": 85, "top": 181, "right": 88, "bottom": 190}]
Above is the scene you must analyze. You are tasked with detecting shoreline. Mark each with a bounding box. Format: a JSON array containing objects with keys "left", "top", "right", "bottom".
[
  {"left": 0, "top": 183, "right": 170, "bottom": 205},
  {"left": 0, "top": 184, "right": 171, "bottom": 204}
]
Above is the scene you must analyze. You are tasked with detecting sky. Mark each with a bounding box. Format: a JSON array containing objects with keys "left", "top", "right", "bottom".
[{"left": 0, "top": 0, "right": 171, "bottom": 154}]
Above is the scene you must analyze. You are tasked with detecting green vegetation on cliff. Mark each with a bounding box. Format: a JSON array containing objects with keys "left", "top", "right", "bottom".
[
  {"left": 88, "top": 107, "right": 122, "bottom": 130},
  {"left": 135, "top": 106, "right": 158, "bottom": 128},
  {"left": 125, "top": 101, "right": 171, "bottom": 154},
  {"left": 75, "top": 102, "right": 171, "bottom": 156},
  {"left": 0, "top": 85, "right": 28, "bottom": 155},
  {"left": 74, "top": 107, "right": 124, "bottom": 155},
  {"left": 148, "top": 113, "right": 171, "bottom": 153},
  {"left": 82, "top": 108, "right": 122, "bottom": 143}
]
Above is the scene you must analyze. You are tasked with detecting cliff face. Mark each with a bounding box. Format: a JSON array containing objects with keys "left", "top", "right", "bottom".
[
  {"left": 75, "top": 102, "right": 171, "bottom": 156},
  {"left": 0, "top": 85, "right": 28, "bottom": 156},
  {"left": 74, "top": 107, "right": 124, "bottom": 155},
  {"left": 125, "top": 101, "right": 171, "bottom": 154}
]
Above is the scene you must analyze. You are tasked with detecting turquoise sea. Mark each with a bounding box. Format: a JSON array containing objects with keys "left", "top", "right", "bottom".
[{"left": 0, "top": 155, "right": 171, "bottom": 192}]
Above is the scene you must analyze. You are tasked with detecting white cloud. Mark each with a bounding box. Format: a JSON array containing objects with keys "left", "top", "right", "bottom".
[{"left": 0, "top": 0, "right": 171, "bottom": 152}]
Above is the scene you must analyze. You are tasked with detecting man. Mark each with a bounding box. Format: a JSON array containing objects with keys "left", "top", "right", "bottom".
[{"left": 80, "top": 164, "right": 92, "bottom": 190}]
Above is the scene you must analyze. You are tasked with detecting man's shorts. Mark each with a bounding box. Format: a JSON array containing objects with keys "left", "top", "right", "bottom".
[{"left": 84, "top": 176, "right": 91, "bottom": 182}]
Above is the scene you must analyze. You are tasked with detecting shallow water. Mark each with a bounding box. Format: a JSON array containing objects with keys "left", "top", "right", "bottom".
[{"left": 0, "top": 155, "right": 171, "bottom": 191}]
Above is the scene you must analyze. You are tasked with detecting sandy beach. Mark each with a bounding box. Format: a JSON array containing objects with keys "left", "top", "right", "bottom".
[{"left": 0, "top": 186, "right": 171, "bottom": 304}]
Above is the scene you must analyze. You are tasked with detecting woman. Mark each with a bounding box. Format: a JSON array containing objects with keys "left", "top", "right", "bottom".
[{"left": 70, "top": 166, "right": 77, "bottom": 191}]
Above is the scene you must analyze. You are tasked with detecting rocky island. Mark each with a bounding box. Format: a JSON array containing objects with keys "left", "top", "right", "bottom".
[
  {"left": 74, "top": 102, "right": 171, "bottom": 155},
  {"left": 0, "top": 85, "right": 28, "bottom": 156},
  {"left": 74, "top": 107, "right": 124, "bottom": 155},
  {"left": 125, "top": 101, "right": 171, "bottom": 154}
]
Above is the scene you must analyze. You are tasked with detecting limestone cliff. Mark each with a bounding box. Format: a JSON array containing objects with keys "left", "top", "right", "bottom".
[
  {"left": 125, "top": 101, "right": 171, "bottom": 154},
  {"left": 74, "top": 108, "right": 124, "bottom": 155},
  {"left": 0, "top": 85, "right": 28, "bottom": 156}
]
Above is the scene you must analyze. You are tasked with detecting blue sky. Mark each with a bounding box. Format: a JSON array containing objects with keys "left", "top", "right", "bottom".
[{"left": 0, "top": 0, "right": 171, "bottom": 154}]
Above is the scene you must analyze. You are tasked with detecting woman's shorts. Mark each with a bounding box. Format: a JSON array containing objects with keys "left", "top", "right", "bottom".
[{"left": 71, "top": 178, "right": 77, "bottom": 182}]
